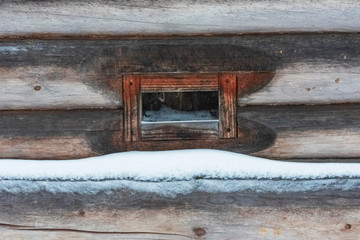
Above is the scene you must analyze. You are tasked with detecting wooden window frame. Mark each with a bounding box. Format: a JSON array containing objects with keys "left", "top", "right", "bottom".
[{"left": 123, "top": 73, "right": 237, "bottom": 142}]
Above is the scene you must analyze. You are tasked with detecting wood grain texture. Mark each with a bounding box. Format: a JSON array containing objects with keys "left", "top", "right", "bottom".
[
  {"left": 1, "top": 33, "right": 359, "bottom": 110},
  {"left": 239, "top": 104, "right": 360, "bottom": 159},
  {"left": 141, "top": 121, "right": 219, "bottom": 141},
  {"left": 0, "top": 186, "right": 359, "bottom": 239},
  {"left": 0, "top": 110, "right": 123, "bottom": 134},
  {"left": 219, "top": 73, "right": 237, "bottom": 138},
  {"left": 0, "top": 104, "right": 359, "bottom": 160},
  {"left": 1, "top": 0, "right": 360, "bottom": 36},
  {"left": 0, "top": 136, "right": 96, "bottom": 160},
  {"left": 140, "top": 73, "right": 218, "bottom": 92},
  {"left": 0, "top": 66, "right": 122, "bottom": 110},
  {"left": 239, "top": 63, "right": 360, "bottom": 106},
  {"left": 123, "top": 75, "right": 141, "bottom": 142},
  {"left": 0, "top": 110, "right": 123, "bottom": 159}
]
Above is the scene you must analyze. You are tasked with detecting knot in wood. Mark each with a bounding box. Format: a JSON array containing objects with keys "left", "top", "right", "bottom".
[
  {"left": 344, "top": 224, "right": 352, "bottom": 230},
  {"left": 193, "top": 227, "right": 206, "bottom": 237}
]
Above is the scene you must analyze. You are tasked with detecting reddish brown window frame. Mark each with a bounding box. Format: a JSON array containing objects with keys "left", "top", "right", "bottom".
[{"left": 122, "top": 73, "right": 237, "bottom": 142}]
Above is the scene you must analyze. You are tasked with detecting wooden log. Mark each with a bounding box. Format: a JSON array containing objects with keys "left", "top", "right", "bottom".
[
  {"left": 239, "top": 63, "right": 360, "bottom": 106},
  {"left": 0, "top": 66, "right": 122, "bottom": 110},
  {"left": 0, "top": 182, "right": 359, "bottom": 239},
  {"left": 1, "top": 34, "right": 359, "bottom": 110},
  {"left": 0, "top": 110, "right": 122, "bottom": 133},
  {"left": 239, "top": 104, "right": 360, "bottom": 159},
  {"left": 0, "top": 135, "right": 97, "bottom": 160},
  {"left": 0, "top": 110, "right": 123, "bottom": 159},
  {"left": 1, "top": 0, "right": 360, "bottom": 36},
  {"left": 0, "top": 104, "right": 359, "bottom": 160}
]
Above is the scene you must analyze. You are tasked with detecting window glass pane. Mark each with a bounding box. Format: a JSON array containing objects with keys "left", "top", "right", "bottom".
[{"left": 142, "top": 91, "right": 218, "bottom": 122}]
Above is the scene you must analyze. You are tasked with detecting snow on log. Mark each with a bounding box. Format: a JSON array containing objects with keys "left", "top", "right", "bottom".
[{"left": 0, "top": 150, "right": 360, "bottom": 239}]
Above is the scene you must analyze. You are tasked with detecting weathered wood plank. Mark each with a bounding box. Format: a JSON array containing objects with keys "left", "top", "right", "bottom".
[
  {"left": 256, "top": 130, "right": 360, "bottom": 159},
  {"left": 239, "top": 63, "right": 360, "bottom": 106},
  {"left": 0, "top": 104, "right": 359, "bottom": 160},
  {"left": 123, "top": 75, "right": 141, "bottom": 142},
  {"left": 0, "top": 135, "right": 96, "bottom": 160},
  {"left": 219, "top": 73, "right": 237, "bottom": 138},
  {"left": 0, "top": 66, "right": 122, "bottom": 110},
  {"left": 0, "top": 110, "right": 123, "bottom": 133},
  {"left": 0, "top": 131, "right": 124, "bottom": 160},
  {"left": 0, "top": 185, "right": 359, "bottom": 239},
  {"left": 141, "top": 121, "right": 219, "bottom": 141},
  {"left": 1, "top": 33, "right": 359, "bottom": 109},
  {"left": 0, "top": 110, "right": 123, "bottom": 159},
  {"left": 140, "top": 73, "right": 218, "bottom": 92},
  {"left": 239, "top": 104, "right": 360, "bottom": 159},
  {"left": 1, "top": 0, "right": 360, "bottom": 36}
]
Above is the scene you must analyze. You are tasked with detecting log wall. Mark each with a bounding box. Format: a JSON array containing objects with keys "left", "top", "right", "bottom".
[
  {"left": 0, "top": 183, "right": 359, "bottom": 239},
  {"left": 0, "top": 34, "right": 359, "bottom": 160},
  {"left": 1, "top": 0, "right": 360, "bottom": 36},
  {"left": 1, "top": 1, "right": 360, "bottom": 239}
]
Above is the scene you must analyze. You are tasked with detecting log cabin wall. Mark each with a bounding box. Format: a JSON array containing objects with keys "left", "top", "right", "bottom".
[
  {"left": 1, "top": 0, "right": 359, "bottom": 160},
  {"left": 1, "top": 35, "right": 359, "bottom": 160},
  {"left": 1, "top": 1, "right": 360, "bottom": 239}
]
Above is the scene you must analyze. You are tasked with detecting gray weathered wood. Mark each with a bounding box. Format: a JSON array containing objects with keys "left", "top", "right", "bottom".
[
  {"left": 0, "top": 110, "right": 123, "bottom": 159},
  {"left": 0, "top": 110, "right": 122, "bottom": 133},
  {"left": 0, "top": 104, "right": 359, "bottom": 160},
  {"left": 1, "top": 0, "right": 360, "bottom": 36},
  {"left": 0, "top": 182, "right": 359, "bottom": 239},
  {"left": 0, "top": 66, "right": 123, "bottom": 110},
  {"left": 1, "top": 34, "right": 359, "bottom": 110},
  {"left": 239, "top": 104, "right": 360, "bottom": 159},
  {"left": 239, "top": 63, "right": 360, "bottom": 106}
]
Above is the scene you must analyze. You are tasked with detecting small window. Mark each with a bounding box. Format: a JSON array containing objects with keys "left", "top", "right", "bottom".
[
  {"left": 142, "top": 91, "right": 218, "bottom": 122},
  {"left": 123, "top": 73, "right": 237, "bottom": 142}
]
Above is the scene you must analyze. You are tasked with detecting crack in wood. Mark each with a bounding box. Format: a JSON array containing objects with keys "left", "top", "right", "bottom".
[{"left": 0, "top": 222, "right": 196, "bottom": 238}]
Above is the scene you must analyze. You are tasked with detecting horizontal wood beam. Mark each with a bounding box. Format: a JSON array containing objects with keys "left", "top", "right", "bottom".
[
  {"left": 140, "top": 73, "right": 218, "bottom": 92},
  {"left": 0, "top": 110, "right": 123, "bottom": 159},
  {"left": 141, "top": 121, "right": 219, "bottom": 141},
  {"left": 1, "top": 0, "right": 360, "bottom": 36},
  {"left": 239, "top": 104, "right": 360, "bottom": 159},
  {"left": 0, "top": 34, "right": 359, "bottom": 110},
  {"left": 0, "top": 183, "right": 359, "bottom": 239},
  {"left": 0, "top": 104, "right": 359, "bottom": 160},
  {"left": 0, "top": 110, "right": 123, "bottom": 133}
]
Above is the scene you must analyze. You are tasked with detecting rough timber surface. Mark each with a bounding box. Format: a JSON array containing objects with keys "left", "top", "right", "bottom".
[
  {"left": 1, "top": 0, "right": 360, "bottom": 36},
  {"left": 0, "top": 33, "right": 360, "bottom": 110},
  {"left": 1, "top": 104, "right": 360, "bottom": 159},
  {"left": 239, "top": 104, "right": 360, "bottom": 159},
  {"left": 0, "top": 110, "right": 123, "bottom": 159},
  {"left": 0, "top": 182, "right": 359, "bottom": 239}
]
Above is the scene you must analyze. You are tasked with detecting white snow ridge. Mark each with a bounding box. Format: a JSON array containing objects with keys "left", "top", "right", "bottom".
[{"left": 0, "top": 150, "right": 359, "bottom": 196}]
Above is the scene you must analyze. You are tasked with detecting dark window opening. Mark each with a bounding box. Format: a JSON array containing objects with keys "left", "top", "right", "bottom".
[{"left": 142, "top": 91, "right": 218, "bottom": 122}]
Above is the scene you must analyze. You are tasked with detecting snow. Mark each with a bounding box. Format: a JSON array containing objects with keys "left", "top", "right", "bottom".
[{"left": 0, "top": 149, "right": 359, "bottom": 196}]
